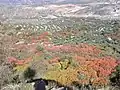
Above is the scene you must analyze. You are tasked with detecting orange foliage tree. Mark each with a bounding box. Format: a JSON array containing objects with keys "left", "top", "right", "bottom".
[{"left": 74, "top": 55, "right": 118, "bottom": 86}]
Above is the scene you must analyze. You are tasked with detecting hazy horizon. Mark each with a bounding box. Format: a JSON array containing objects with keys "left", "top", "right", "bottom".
[{"left": 0, "top": 0, "right": 110, "bottom": 5}]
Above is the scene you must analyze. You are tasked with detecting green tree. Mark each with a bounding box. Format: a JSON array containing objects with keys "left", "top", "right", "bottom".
[{"left": 23, "top": 67, "right": 36, "bottom": 80}]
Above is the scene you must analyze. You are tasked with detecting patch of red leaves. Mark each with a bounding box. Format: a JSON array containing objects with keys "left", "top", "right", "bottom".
[
  {"left": 8, "top": 57, "right": 32, "bottom": 65},
  {"left": 45, "top": 43, "right": 102, "bottom": 55},
  {"left": 48, "top": 57, "right": 60, "bottom": 64},
  {"left": 87, "top": 56, "right": 118, "bottom": 77},
  {"left": 31, "top": 32, "right": 50, "bottom": 43},
  {"left": 75, "top": 55, "right": 118, "bottom": 81},
  {"left": 8, "top": 32, "right": 51, "bottom": 65}
]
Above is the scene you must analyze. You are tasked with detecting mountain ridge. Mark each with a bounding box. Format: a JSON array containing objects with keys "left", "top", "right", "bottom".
[{"left": 0, "top": 0, "right": 115, "bottom": 5}]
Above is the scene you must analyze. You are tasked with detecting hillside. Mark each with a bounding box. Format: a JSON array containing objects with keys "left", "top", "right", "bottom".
[{"left": 0, "top": 1, "right": 120, "bottom": 90}]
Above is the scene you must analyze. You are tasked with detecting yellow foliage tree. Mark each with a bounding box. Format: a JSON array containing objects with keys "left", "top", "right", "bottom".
[
  {"left": 14, "top": 64, "right": 29, "bottom": 72},
  {"left": 45, "top": 67, "right": 79, "bottom": 86}
]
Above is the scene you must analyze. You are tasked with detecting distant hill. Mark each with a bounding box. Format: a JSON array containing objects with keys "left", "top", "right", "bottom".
[{"left": 0, "top": 0, "right": 114, "bottom": 5}]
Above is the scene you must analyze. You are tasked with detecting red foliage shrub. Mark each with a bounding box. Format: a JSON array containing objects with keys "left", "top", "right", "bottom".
[
  {"left": 31, "top": 32, "right": 50, "bottom": 43},
  {"left": 87, "top": 56, "right": 118, "bottom": 77},
  {"left": 45, "top": 44, "right": 102, "bottom": 55},
  {"left": 8, "top": 32, "right": 51, "bottom": 66},
  {"left": 48, "top": 57, "right": 60, "bottom": 64},
  {"left": 8, "top": 57, "right": 17, "bottom": 63},
  {"left": 74, "top": 55, "right": 118, "bottom": 86},
  {"left": 8, "top": 57, "right": 32, "bottom": 65}
]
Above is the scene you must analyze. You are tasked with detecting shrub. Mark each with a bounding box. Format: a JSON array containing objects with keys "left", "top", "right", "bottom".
[
  {"left": 45, "top": 68, "right": 78, "bottom": 86},
  {"left": 23, "top": 67, "right": 36, "bottom": 80},
  {"left": 110, "top": 64, "right": 120, "bottom": 87},
  {"left": 75, "top": 56, "right": 118, "bottom": 86},
  {"left": 36, "top": 45, "right": 44, "bottom": 51}
]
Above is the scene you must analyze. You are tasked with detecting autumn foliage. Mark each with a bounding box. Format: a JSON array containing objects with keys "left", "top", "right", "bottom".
[
  {"left": 7, "top": 31, "right": 119, "bottom": 87},
  {"left": 45, "top": 43, "right": 102, "bottom": 56},
  {"left": 46, "top": 56, "right": 118, "bottom": 87},
  {"left": 45, "top": 38, "right": 118, "bottom": 87},
  {"left": 45, "top": 68, "right": 78, "bottom": 86},
  {"left": 8, "top": 57, "right": 32, "bottom": 65},
  {"left": 75, "top": 56, "right": 118, "bottom": 86}
]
